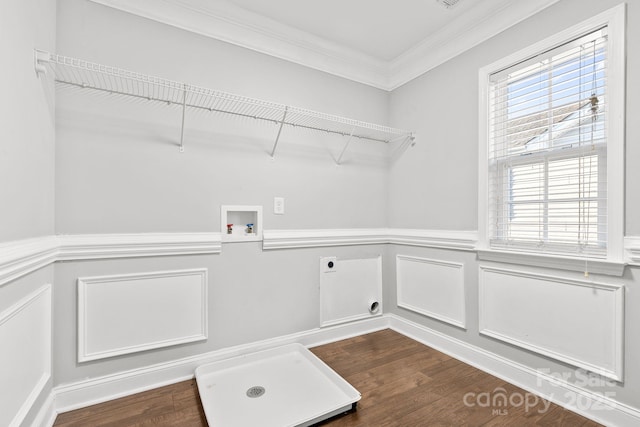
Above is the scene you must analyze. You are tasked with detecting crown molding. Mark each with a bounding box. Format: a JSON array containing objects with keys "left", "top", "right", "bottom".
[
  {"left": 88, "top": 0, "right": 390, "bottom": 89},
  {"left": 388, "top": 0, "right": 561, "bottom": 89},
  {"left": 87, "top": 0, "right": 560, "bottom": 91}
]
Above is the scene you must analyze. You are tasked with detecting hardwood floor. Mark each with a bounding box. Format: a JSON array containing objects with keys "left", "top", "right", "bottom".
[
  {"left": 53, "top": 379, "right": 207, "bottom": 427},
  {"left": 53, "top": 329, "right": 601, "bottom": 426}
]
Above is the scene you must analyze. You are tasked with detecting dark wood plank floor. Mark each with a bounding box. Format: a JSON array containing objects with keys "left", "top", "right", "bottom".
[{"left": 53, "top": 329, "right": 601, "bottom": 426}]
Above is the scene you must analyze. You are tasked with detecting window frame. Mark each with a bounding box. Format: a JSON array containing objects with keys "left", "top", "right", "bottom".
[{"left": 478, "top": 4, "right": 626, "bottom": 271}]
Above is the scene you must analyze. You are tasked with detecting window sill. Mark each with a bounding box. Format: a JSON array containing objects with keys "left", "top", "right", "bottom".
[{"left": 477, "top": 250, "right": 626, "bottom": 277}]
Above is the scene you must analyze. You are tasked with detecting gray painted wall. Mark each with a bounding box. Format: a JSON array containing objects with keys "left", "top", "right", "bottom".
[
  {"left": 55, "top": 0, "right": 391, "bottom": 234},
  {"left": 1, "top": 0, "right": 56, "bottom": 425},
  {"left": 0, "top": 0, "right": 56, "bottom": 242},
  {"left": 51, "top": 0, "right": 392, "bottom": 387}
]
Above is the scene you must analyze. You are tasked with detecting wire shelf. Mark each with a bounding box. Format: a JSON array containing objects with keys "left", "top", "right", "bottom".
[{"left": 36, "top": 50, "right": 415, "bottom": 158}]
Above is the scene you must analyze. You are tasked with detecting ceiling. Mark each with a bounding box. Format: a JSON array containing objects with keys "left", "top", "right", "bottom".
[
  {"left": 225, "top": 0, "right": 468, "bottom": 62},
  {"left": 89, "top": 0, "right": 561, "bottom": 90}
]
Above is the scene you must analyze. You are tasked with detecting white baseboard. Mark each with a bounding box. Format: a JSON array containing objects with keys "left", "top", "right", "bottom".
[
  {"left": 29, "top": 393, "right": 56, "bottom": 427},
  {"left": 32, "top": 315, "right": 640, "bottom": 427}
]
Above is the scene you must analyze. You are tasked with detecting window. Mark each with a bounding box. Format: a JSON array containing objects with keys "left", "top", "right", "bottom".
[{"left": 479, "top": 6, "right": 625, "bottom": 262}]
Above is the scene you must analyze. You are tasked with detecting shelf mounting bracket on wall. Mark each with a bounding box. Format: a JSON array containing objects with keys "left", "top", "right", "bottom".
[
  {"left": 389, "top": 134, "right": 417, "bottom": 162},
  {"left": 179, "top": 84, "right": 188, "bottom": 153},
  {"left": 270, "top": 107, "right": 288, "bottom": 159},
  {"left": 34, "top": 50, "right": 49, "bottom": 76},
  {"left": 336, "top": 126, "right": 356, "bottom": 165}
]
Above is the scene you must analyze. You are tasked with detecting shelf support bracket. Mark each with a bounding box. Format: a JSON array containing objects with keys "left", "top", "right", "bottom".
[
  {"left": 336, "top": 126, "right": 356, "bottom": 165},
  {"left": 179, "top": 84, "right": 187, "bottom": 153},
  {"left": 34, "top": 50, "right": 50, "bottom": 76},
  {"left": 390, "top": 134, "right": 417, "bottom": 162},
  {"left": 270, "top": 107, "right": 288, "bottom": 159}
]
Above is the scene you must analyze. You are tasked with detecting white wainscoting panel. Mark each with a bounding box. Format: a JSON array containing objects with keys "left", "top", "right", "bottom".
[
  {"left": 396, "top": 255, "right": 466, "bottom": 328},
  {"left": 479, "top": 266, "right": 624, "bottom": 381},
  {"left": 78, "top": 269, "right": 208, "bottom": 362},
  {"left": 0, "top": 285, "right": 51, "bottom": 427},
  {"left": 320, "top": 256, "right": 382, "bottom": 327}
]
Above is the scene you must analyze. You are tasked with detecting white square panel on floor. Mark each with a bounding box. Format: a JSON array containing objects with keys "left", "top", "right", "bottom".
[{"left": 195, "top": 343, "right": 360, "bottom": 427}]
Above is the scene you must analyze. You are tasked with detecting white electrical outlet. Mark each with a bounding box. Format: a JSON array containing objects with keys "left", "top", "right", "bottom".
[{"left": 274, "top": 197, "right": 285, "bottom": 215}]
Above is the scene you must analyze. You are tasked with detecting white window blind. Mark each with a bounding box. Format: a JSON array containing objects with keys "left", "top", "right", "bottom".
[{"left": 488, "top": 28, "right": 608, "bottom": 257}]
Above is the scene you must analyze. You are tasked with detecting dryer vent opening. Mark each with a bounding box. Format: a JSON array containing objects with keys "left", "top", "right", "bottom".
[{"left": 369, "top": 301, "right": 380, "bottom": 314}]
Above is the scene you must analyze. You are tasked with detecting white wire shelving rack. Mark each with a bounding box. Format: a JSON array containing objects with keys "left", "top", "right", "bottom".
[{"left": 35, "top": 50, "right": 415, "bottom": 162}]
